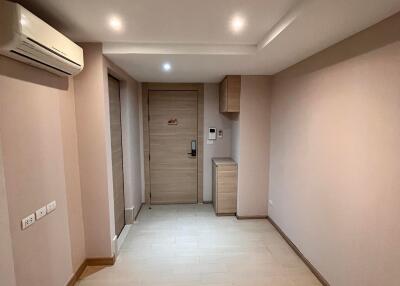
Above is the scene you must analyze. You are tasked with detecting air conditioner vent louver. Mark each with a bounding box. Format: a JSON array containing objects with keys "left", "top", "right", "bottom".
[
  {"left": 10, "top": 50, "right": 72, "bottom": 75},
  {"left": 26, "top": 37, "right": 82, "bottom": 67}
]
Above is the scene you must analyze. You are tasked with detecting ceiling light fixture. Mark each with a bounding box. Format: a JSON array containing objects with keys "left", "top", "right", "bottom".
[
  {"left": 163, "top": 62, "right": 171, "bottom": 72},
  {"left": 231, "top": 15, "right": 245, "bottom": 33},
  {"left": 109, "top": 16, "right": 122, "bottom": 31}
]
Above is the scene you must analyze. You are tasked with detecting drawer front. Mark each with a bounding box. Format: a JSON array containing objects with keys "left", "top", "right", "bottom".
[
  {"left": 218, "top": 192, "right": 237, "bottom": 213},
  {"left": 218, "top": 165, "right": 237, "bottom": 172},
  {"left": 218, "top": 180, "right": 237, "bottom": 193},
  {"left": 217, "top": 168, "right": 237, "bottom": 194},
  {"left": 216, "top": 165, "right": 237, "bottom": 214}
]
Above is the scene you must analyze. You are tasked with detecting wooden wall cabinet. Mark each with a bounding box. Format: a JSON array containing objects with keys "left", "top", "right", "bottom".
[
  {"left": 219, "top": 75, "right": 241, "bottom": 113},
  {"left": 212, "top": 158, "right": 237, "bottom": 215}
]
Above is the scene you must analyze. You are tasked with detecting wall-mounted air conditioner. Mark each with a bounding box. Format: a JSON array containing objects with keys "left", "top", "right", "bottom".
[{"left": 0, "top": 1, "right": 84, "bottom": 76}]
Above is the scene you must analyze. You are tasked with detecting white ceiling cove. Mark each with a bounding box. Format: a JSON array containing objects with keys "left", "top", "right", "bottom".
[{"left": 17, "top": 0, "right": 400, "bottom": 82}]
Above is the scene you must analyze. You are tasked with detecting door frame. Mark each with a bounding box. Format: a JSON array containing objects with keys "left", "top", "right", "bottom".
[{"left": 142, "top": 83, "right": 204, "bottom": 204}]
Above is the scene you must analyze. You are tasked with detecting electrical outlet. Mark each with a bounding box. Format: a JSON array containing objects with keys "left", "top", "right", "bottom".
[
  {"left": 47, "top": 200, "right": 56, "bottom": 213},
  {"left": 21, "top": 214, "right": 35, "bottom": 230},
  {"left": 35, "top": 206, "right": 47, "bottom": 220}
]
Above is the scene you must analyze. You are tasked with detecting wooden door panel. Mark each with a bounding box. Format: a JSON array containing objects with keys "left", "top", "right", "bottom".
[
  {"left": 108, "top": 76, "right": 125, "bottom": 237},
  {"left": 149, "top": 90, "right": 198, "bottom": 204}
]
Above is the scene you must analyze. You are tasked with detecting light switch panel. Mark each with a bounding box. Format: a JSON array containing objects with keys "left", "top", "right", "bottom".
[
  {"left": 35, "top": 206, "right": 47, "bottom": 220},
  {"left": 47, "top": 200, "right": 56, "bottom": 213},
  {"left": 21, "top": 214, "right": 35, "bottom": 230}
]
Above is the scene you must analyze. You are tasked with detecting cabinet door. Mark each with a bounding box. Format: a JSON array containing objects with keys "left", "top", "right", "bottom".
[
  {"left": 217, "top": 165, "right": 237, "bottom": 214},
  {"left": 108, "top": 75, "right": 125, "bottom": 237},
  {"left": 219, "top": 76, "right": 241, "bottom": 113},
  {"left": 227, "top": 76, "right": 241, "bottom": 112},
  {"left": 219, "top": 77, "right": 228, "bottom": 112},
  {"left": 212, "top": 163, "right": 217, "bottom": 212}
]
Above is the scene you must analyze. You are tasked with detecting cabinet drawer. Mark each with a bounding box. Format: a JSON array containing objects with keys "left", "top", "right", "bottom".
[
  {"left": 218, "top": 165, "right": 237, "bottom": 172},
  {"left": 217, "top": 192, "right": 237, "bottom": 214}
]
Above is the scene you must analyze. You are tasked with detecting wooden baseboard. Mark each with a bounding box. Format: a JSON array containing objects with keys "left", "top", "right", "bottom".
[
  {"left": 134, "top": 202, "right": 145, "bottom": 221},
  {"left": 66, "top": 260, "right": 87, "bottom": 286},
  {"left": 66, "top": 256, "right": 115, "bottom": 286},
  {"left": 216, "top": 212, "right": 236, "bottom": 216},
  {"left": 86, "top": 256, "right": 116, "bottom": 266},
  {"left": 236, "top": 215, "right": 268, "bottom": 220},
  {"left": 267, "top": 217, "right": 330, "bottom": 286}
]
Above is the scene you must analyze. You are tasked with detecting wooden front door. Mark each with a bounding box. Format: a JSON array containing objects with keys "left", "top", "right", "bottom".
[
  {"left": 148, "top": 90, "right": 198, "bottom": 204},
  {"left": 108, "top": 75, "right": 125, "bottom": 237}
]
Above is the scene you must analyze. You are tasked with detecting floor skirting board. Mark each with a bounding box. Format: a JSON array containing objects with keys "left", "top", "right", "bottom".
[
  {"left": 135, "top": 202, "right": 145, "bottom": 221},
  {"left": 125, "top": 207, "right": 135, "bottom": 224},
  {"left": 236, "top": 215, "right": 268, "bottom": 220},
  {"left": 267, "top": 217, "right": 330, "bottom": 286},
  {"left": 67, "top": 203, "right": 145, "bottom": 286},
  {"left": 66, "top": 260, "right": 87, "bottom": 286},
  {"left": 66, "top": 256, "right": 116, "bottom": 286},
  {"left": 117, "top": 225, "right": 132, "bottom": 253},
  {"left": 86, "top": 256, "right": 116, "bottom": 266},
  {"left": 216, "top": 213, "right": 236, "bottom": 217}
]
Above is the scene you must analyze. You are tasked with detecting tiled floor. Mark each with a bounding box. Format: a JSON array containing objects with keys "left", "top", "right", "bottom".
[{"left": 77, "top": 204, "right": 321, "bottom": 286}]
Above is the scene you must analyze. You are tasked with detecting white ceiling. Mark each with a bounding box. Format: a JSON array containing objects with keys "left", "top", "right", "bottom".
[{"left": 17, "top": 0, "right": 400, "bottom": 82}]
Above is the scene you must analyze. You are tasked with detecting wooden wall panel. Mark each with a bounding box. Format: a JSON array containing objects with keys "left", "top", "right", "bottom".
[{"left": 108, "top": 75, "right": 125, "bottom": 236}]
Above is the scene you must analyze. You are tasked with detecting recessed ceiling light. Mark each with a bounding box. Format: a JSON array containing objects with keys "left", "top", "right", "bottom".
[
  {"left": 231, "top": 16, "right": 245, "bottom": 33},
  {"left": 109, "top": 16, "right": 122, "bottom": 31},
  {"left": 163, "top": 63, "right": 171, "bottom": 72}
]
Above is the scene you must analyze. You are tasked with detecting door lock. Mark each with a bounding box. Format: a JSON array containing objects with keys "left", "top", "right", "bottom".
[{"left": 187, "top": 140, "right": 197, "bottom": 157}]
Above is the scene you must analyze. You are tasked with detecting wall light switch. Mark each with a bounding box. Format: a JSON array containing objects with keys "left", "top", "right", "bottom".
[
  {"left": 35, "top": 206, "right": 47, "bottom": 220},
  {"left": 47, "top": 200, "right": 56, "bottom": 213},
  {"left": 21, "top": 214, "right": 35, "bottom": 230}
]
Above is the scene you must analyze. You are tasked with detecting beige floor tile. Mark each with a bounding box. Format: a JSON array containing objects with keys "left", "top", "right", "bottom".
[
  {"left": 77, "top": 204, "right": 320, "bottom": 286},
  {"left": 289, "top": 273, "right": 322, "bottom": 286}
]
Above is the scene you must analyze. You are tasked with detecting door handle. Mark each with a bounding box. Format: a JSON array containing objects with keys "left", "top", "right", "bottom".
[{"left": 188, "top": 140, "right": 197, "bottom": 157}]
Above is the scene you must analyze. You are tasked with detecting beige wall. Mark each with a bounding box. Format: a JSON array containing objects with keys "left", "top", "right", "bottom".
[
  {"left": 0, "top": 56, "right": 81, "bottom": 286},
  {"left": 0, "top": 136, "right": 16, "bottom": 286},
  {"left": 236, "top": 76, "right": 271, "bottom": 217},
  {"left": 203, "top": 83, "right": 233, "bottom": 201},
  {"left": 74, "top": 43, "right": 114, "bottom": 258},
  {"left": 269, "top": 13, "right": 400, "bottom": 286},
  {"left": 60, "top": 78, "right": 87, "bottom": 272},
  {"left": 0, "top": 42, "right": 143, "bottom": 286},
  {"left": 74, "top": 43, "right": 143, "bottom": 260}
]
